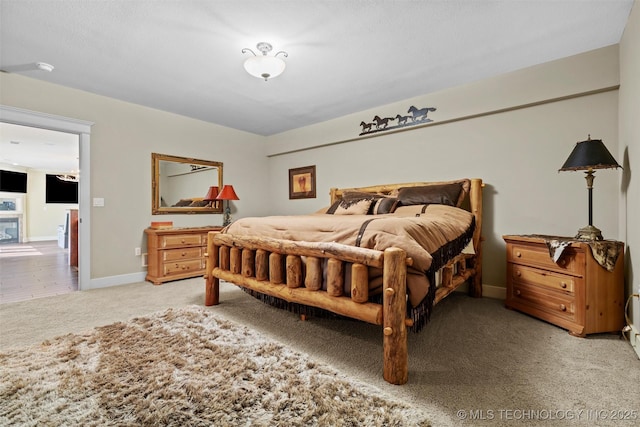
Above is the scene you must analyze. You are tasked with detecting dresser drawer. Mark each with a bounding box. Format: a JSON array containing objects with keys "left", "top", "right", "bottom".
[
  {"left": 163, "top": 259, "right": 204, "bottom": 275},
  {"left": 163, "top": 247, "right": 203, "bottom": 262},
  {"left": 161, "top": 233, "right": 203, "bottom": 248},
  {"left": 507, "top": 242, "right": 582, "bottom": 275},
  {"left": 510, "top": 264, "right": 575, "bottom": 294},
  {"left": 510, "top": 282, "right": 576, "bottom": 321}
]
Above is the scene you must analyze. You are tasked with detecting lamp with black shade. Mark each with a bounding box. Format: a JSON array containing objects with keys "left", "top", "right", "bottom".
[
  {"left": 559, "top": 135, "right": 621, "bottom": 241},
  {"left": 215, "top": 185, "right": 239, "bottom": 226}
]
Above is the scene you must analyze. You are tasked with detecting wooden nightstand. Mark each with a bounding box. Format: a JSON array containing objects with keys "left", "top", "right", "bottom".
[
  {"left": 145, "top": 226, "right": 222, "bottom": 285},
  {"left": 503, "top": 235, "right": 624, "bottom": 337}
]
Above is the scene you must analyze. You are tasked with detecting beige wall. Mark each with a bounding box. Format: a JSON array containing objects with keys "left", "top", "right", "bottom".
[
  {"left": 25, "top": 170, "right": 78, "bottom": 241},
  {"left": 0, "top": 73, "right": 268, "bottom": 282},
  {"left": 619, "top": 0, "right": 640, "bottom": 354},
  {"left": 0, "top": 41, "right": 633, "bottom": 304},
  {"left": 266, "top": 46, "right": 622, "bottom": 291}
]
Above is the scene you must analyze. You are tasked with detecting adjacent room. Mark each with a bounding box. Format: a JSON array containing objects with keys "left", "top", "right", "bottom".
[{"left": 1, "top": 1, "right": 638, "bottom": 425}]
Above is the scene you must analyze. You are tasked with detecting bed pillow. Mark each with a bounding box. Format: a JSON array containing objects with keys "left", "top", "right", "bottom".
[
  {"left": 341, "top": 191, "right": 384, "bottom": 201},
  {"left": 327, "top": 191, "right": 384, "bottom": 214},
  {"left": 189, "top": 199, "right": 209, "bottom": 207},
  {"left": 372, "top": 197, "right": 399, "bottom": 214},
  {"left": 331, "top": 198, "right": 373, "bottom": 215},
  {"left": 173, "top": 198, "right": 193, "bottom": 207},
  {"left": 397, "top": 180, "right": 470, "bottom": 207}
]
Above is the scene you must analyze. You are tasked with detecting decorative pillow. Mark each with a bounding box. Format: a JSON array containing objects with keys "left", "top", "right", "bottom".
[
  {"left": 326, "top": 200, "right": 341, "bottom": 214},
  {"left": 173, "top": 199, "right": 193, "bottom": 207},
  {"left": 397, "top": 180, "right": 470, "bottom": 207},
  {"left": 341, "top": 191, "right": 385, "bottom": 202},
  {"left": 327, "top": 191, "right": 384, "bottom": 215},
  {"left": 372, "top": 197, "right": 399, "bottom": 214},
  {"left": 331, "top": 198, "right": 373, "bottom": 215}
]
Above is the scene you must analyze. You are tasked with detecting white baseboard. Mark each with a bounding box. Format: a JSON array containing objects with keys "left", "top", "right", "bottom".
[
  {"left": 24, "top": 236, "right": 57, "bottom": 242},
  {"left": 85, "top": 272, "right": 147, "bottom": 290}
]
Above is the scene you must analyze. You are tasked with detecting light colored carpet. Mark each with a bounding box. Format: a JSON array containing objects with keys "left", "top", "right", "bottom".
[
  {"left": 1, "top": 278, "right": 639, "bottom": 426},
  {"left": 0, "top": 306, "right": 429, "bottom": 426}
]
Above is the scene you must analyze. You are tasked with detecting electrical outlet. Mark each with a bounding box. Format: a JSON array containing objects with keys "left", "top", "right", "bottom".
[{"left": 135, "top": 247, "right": 141, "bottom": 256}]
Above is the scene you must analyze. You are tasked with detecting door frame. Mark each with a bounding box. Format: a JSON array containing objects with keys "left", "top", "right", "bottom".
[{"left": 0, "top": 105, "right": 93, "bottom": 290}]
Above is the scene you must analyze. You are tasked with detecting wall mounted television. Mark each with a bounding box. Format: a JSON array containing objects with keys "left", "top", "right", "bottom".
[
  {"left": 46, "top": 174, "right": 78, "bottom": 204},
  {"left": 0, "top": 170, "right": 28, "bottom": 193}
]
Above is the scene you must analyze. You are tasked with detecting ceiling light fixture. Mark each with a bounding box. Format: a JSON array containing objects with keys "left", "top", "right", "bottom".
[
  {"left": 56, "top": 174, "right": 78, "bottom": 182},
  {"left": 241, "top": 42, "right": 288, "bottom": 81},
  {"left": 35, "top": 62, "right": 54, "bottom": 72}
]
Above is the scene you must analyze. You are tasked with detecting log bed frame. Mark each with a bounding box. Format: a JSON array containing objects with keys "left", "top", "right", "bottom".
[{"left": 205, "top": 178, "right": 483, "bottom": 385}]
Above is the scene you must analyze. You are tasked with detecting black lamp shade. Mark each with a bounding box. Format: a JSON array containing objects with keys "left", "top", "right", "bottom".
[{"left": 559, "top": 137, "right": 621, "bottom": 171}]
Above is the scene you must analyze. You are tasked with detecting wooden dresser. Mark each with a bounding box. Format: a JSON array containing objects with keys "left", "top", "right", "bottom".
[
  {"left": 503, "top": 235, "right": 624, "bottom": 337},
  {"left": 145, "top": 226, "right": 222, "bottom": 285}
]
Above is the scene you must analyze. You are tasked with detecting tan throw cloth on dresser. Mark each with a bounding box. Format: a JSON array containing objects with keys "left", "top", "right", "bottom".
[{"left": 538, "top": 235, "right": 622, "bottom": 272}]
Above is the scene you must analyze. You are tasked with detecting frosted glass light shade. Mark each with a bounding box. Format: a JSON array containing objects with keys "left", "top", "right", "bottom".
[{"left": 244, "top": 55, "right": 286, "bottom": 81}]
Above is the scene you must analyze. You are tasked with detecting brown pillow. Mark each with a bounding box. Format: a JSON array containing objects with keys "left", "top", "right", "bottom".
[
  {"left": 341, "top": 191, "right": 384, "bottom": 201},
  {"left": 397, "top": 182, "right": 465, "bottom": 207},
  {"left": 173, "top": 199, "right": 193, "bottom": 207},
  {"left": 372, "top": 197, "right": 399, "bottom": 214}
]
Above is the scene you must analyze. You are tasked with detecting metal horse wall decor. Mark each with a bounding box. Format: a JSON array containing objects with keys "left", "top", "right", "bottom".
[{"left": 359, "top": 105, "right": 436, "bottom": 136}]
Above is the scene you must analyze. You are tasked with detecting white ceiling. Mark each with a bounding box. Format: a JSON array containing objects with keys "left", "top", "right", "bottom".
[
  {"left": 0, "top": 0, "right": 634, "bottom": 171},
  {"left": 0, "top": 122, "right": 79, "bottom": 173}
]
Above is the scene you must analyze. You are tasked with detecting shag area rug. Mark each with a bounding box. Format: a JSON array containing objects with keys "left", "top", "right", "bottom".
[{"left": 0, "top": 306, "right": 430, "bottom": 426}]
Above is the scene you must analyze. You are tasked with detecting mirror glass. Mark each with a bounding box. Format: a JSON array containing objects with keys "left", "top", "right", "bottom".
[{"left": 152, "top": 153, "right": 223, "bottom": 214}]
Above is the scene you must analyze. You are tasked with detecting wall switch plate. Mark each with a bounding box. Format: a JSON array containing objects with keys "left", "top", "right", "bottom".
[
  {"left": 92, "top": 197, "right": 105, "bottom": 207},
  {"left": 135, "top": 247, "right": 141, "bottom": 256}
]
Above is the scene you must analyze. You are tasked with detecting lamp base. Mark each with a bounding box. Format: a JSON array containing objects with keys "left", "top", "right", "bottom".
[
  {"left": 575, "top": 225, "right": 603, "bottom": 241},
  {"left": 222, "top": 205, "right": 232, "bottom": 227}
]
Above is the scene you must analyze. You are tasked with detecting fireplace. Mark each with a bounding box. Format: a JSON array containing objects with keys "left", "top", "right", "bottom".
[{"left": 0, "top": 217, "right": 19, "bottom": 244}]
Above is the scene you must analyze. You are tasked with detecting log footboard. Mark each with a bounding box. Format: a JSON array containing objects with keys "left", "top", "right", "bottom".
[
  {"left": 205, "top": 233, "right": 412, "bottom": 385},
  {"left": 204, "top": 178, "right": 483, "bottom": 385}
]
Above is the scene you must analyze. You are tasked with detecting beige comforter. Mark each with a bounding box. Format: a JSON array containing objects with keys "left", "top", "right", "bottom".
[{"left": 223, "top": 204, "right": 474, "bottom": 307}]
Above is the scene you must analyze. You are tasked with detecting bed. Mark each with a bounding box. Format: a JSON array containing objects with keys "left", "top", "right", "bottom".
[{"left": 204, "top": 178, "right": 483, "bottom": 384}]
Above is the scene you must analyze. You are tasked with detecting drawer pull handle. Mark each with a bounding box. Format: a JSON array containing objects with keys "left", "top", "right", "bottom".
[
  {"left": 558, "top": 259, "right": 566, "bottom": 266},
  {"left": 516, "top": 251, "right": 522, "bottom": 258},
  {"left": 182, "top": 252, "right": 186, "bottom": 256},
  {"left": 560, "top": 282, "right": 567, "bottom": 289},
  {"left": 515, "top": 289, "right": 521, "bottom": 296},
  {"left": 560, "top": 304, "right": 567, "bottom": 312},
  {"left": 516, "top": 270, "right": 521, "bottom": 277}
]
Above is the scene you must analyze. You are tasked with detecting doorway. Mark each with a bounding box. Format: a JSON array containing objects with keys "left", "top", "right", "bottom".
[{"left": 0, "top": 105, "right": 93, "bottom": 295}]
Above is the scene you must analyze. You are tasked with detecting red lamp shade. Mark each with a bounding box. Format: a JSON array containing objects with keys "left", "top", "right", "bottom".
[
  {"left": 203, "top": 186, "right": 219, "bottom": 201},
  {"left": 216, "top": 185, "right": 239, "bottom": 201}
]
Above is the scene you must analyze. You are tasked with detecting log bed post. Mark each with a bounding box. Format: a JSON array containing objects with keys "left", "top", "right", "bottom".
[
  {"left": 382, "top": 247, "right": 408, "bottom": 385},
  {"left": 469, "top": 178, "right": 483, "bottom": 297},
  {"left": 205, "top": 231, "right": 220, "bottom": 306}
]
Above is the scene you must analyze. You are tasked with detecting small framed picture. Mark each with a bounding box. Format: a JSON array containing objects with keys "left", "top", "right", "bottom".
[{"left": 289, "top": 165, "right": 316, "bottom": 199}]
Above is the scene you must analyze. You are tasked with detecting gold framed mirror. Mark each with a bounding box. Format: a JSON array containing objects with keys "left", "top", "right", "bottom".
[{"left": 152, "top": 153, "right": 223, "bottom": 214}]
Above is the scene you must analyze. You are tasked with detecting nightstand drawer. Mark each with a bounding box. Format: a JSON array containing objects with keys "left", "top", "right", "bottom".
[
  {"left": 510, "top": 282, "right": 576, "bottom": 321},
  {"left": 507, "top": 243, "right": 582, "bottom": 275},
  {"left": 161, "top": 234, "right": 203, "bottom": 248},
  {"left": 163, "top": 259, "right": 204, "bottom": 275},
  {"left": 510, "top": 264, "right": 575, "bottom": 293},
  {"left": 163, "top": 247, "right": 203, "bottom": 262}
]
